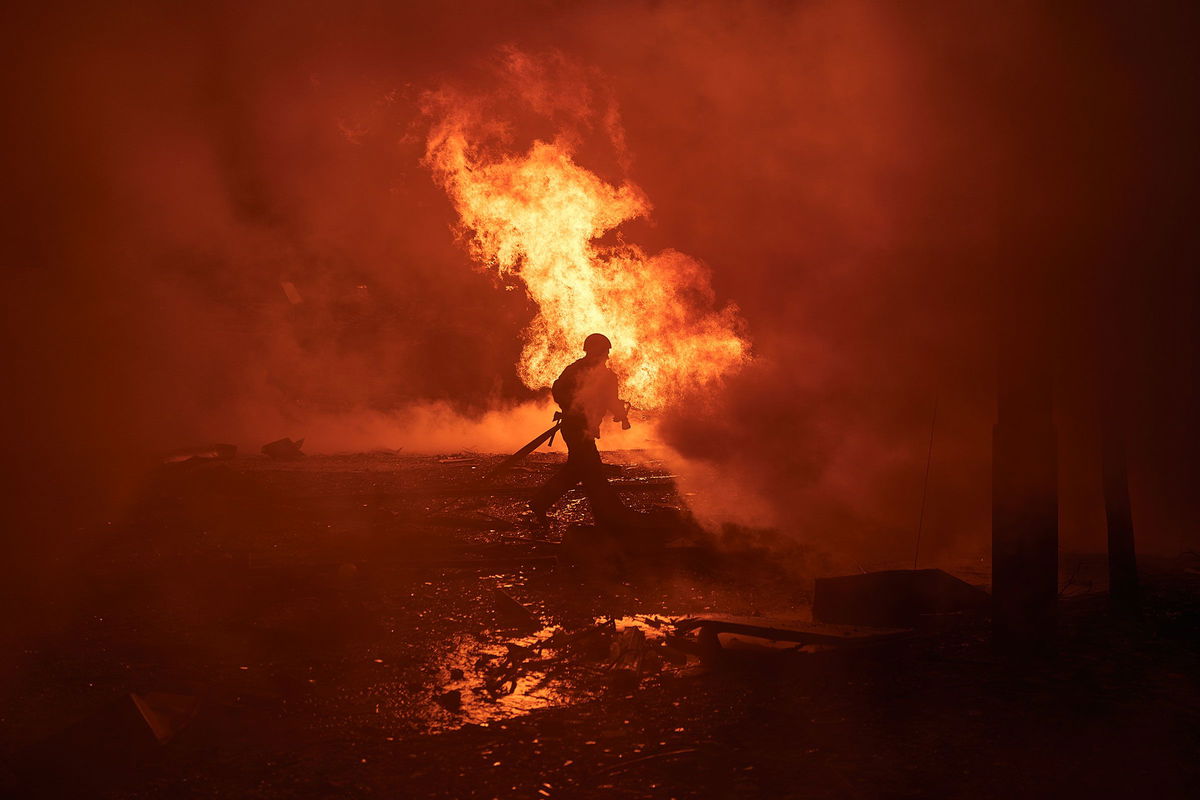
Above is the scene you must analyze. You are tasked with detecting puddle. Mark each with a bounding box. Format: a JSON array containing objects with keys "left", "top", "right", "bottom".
[{"left": 360, "top": 614, "right": 702, "bottom": 735}]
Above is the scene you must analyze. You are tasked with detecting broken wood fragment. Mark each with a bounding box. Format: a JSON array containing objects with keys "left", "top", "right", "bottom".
[
  {"left": 674, "top": 616, "right": 912, "bottom": 650},
  {"left": 493, "top": 588, "right": 540, "bottom": 631}
]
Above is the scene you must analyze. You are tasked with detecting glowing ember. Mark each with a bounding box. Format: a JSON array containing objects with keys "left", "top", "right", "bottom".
[{"left": 425, "top": 97, "right": 749, "bottom": 409}]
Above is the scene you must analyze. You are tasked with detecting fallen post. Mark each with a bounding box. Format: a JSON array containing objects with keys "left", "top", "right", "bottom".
[{"left": 672, "top": 615, "right": 912, "bottom": 660}]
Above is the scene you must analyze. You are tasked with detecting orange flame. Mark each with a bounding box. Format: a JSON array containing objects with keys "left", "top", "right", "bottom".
[{"left": 425, "top": 95, "right": 748, "bottom": 409}]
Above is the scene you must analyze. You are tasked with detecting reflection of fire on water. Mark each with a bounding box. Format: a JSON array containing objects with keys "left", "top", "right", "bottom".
[{"left": 405, "top": 615, "right": 699, "bottom": 733}]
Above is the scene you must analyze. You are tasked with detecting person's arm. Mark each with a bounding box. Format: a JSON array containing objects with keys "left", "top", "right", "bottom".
[{"left": 606, "top": 370, "right": 630, "bottom": 428}]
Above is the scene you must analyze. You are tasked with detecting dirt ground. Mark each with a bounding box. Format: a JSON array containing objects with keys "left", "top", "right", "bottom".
[{"left": 2, "top": 452, "right": 1198, "bottom": 799}]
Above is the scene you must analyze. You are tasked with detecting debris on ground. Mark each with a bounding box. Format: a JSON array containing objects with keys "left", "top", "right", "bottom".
[
  {"left": 482, "top": 643, "right": 539, "bottom": 696},
  {"left": 9, "top": 450, "right": 1195, "bottom": 799},
  {"left": 261, "top": 437, "right": 305, "bottom": 460},
  {"left": 607, "top": 626, "right": 651, "bottom": 692},
  {"left": 129, "top": 691, "right": 200, "bottom": 744},
  {"left": 14, "top": 691, "right": 200, "bottom": 796},
  {"left": 812, "top": 568, "right": 991, "bottom": 627},
  {"left": 424, "top": 510, "right": 517, "bottom": 531},
  {"left": 493, "top": 588, "right": 541, "bottom": 631},
  {"left": 162, "top": 443, "right": 237, "bottom": 464},
  {"left": 433, "top": 689, "right": 463, "bottom": 712},
  {"left": 671, "top": 615, "right": 911, "bottom": 661}
]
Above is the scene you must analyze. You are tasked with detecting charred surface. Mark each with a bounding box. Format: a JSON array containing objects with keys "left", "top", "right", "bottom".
[{"left": 3, "top": 453, "right": 1198, "bottom": 798}]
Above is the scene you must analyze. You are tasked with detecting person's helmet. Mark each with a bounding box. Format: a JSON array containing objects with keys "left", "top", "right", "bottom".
[{"left": 583, "top": 333, "right": 612, "bottom": 354}]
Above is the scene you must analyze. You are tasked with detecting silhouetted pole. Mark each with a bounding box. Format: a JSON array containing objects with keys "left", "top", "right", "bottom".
[
  {"left": 992, "top": 339, "right": 1059, "bottom": 653},
  {"left": 1101, "top": 395, "right": 1139, "bottom": 608},
  {"left": 912, "top": 399, "right": 938, "bottom": 570}
]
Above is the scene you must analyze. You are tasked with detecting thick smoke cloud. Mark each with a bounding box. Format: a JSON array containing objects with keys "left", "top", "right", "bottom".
[{"left": 3, "top": 1, "right": 1198, "bottom": 573}]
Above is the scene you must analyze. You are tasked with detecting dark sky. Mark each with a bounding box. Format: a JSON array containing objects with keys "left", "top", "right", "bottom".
[{"left": 2, "top": 0, "right": 1197, "bottom": 563}]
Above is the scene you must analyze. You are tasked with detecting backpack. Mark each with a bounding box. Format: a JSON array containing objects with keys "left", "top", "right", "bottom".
[{"left": 551, "top": 361, "right": 580, "bottom": 410}]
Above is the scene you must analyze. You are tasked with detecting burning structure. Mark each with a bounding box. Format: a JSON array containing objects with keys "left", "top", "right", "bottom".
[{"left": 2, "top": 1, "right": 1198, "bottom": 798}]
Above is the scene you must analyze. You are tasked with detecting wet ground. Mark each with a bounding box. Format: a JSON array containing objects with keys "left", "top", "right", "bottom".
[{"left": 2, "top": 451, "right": 1199, "bottom": 798}]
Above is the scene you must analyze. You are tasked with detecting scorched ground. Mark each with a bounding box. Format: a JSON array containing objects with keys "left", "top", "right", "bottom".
[{"left": 2, "top": 451, "right": 1198, "bottom": 798}]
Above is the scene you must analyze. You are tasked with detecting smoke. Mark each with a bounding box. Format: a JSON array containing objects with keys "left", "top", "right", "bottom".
[
  {"left": 3, "top": 0, "right": 1198, "bottom": 569},
  {"left": 283, "top": 399, "right": 659, "bottom": 455}
]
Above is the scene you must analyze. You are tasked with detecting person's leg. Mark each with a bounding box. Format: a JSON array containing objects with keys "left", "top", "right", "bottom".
[
  {"left": 530, "top": 466, "right": 575, "bottom": 515},
  {"left": 571, "top": 434, "right": 626, "bottom": 526},
  {"left": 530, "top": 429, "right": 584, "bottom": 515}
]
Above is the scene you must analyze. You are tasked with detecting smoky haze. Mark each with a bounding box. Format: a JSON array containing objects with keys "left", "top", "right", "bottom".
[{"left": 3, "top": 0, "right": 1197, "bottom": 577}]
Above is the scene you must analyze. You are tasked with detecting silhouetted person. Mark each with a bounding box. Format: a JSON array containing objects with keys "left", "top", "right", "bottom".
[{"left": 531, "top": 333, "right": 630, "bottom": 527}]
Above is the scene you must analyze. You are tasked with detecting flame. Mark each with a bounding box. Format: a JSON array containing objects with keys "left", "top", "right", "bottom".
[{"left": 425, "top": 95, "right": 748, "bottom": 409}]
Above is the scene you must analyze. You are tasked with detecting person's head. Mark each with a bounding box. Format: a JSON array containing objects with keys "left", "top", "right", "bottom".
[{"left": 583, "top": 332, "right": 612, "bottom": 361}]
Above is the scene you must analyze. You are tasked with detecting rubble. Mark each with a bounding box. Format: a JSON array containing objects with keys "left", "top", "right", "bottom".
[
  {"left": 608, "top": 626, "right": 648, "bottom": 671},
  {"left": 433, "top": 689, "right": 463, "bottom": 712},
  {"left": 672, "top": 615, "right": 911, "bottom": 661},
  {"left": 812, "top": 568, "right": 991, "bottom": 627},
  {"left": 493, "top": 588, "right": 541, "bottom": 631},
  {"left": 9, "top": 441, "right": 1194, "bottom": 797},
  {"left": 261, "top": 437, "right": 305, "bottom": 460},
  {"left": 162, "top": 443, "right": 237, "bottom": 464},
  {"left": 607, "top": 627, "right": 652, "bottom": 692}
]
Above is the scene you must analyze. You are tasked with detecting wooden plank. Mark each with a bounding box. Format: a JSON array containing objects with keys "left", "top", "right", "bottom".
[{"left": 675, "top": 615, "right": 911, "bottom": 647}]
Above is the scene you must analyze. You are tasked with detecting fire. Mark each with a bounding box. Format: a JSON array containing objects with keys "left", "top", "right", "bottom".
[{"left": 424, "top": 88, "right": 748, "bottom": 410}]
